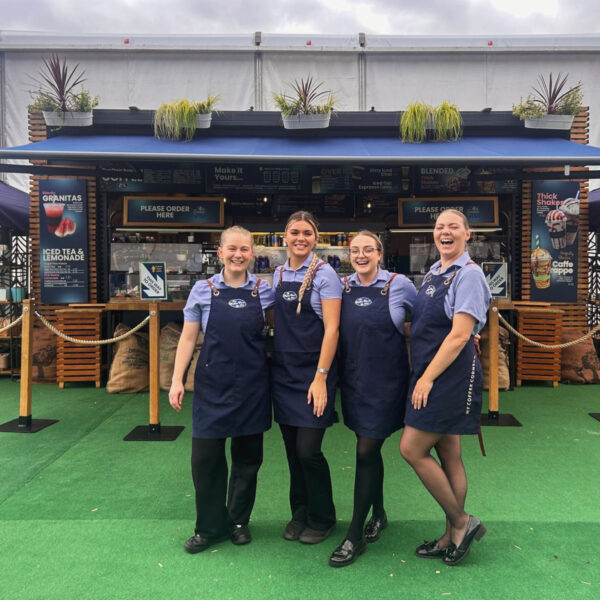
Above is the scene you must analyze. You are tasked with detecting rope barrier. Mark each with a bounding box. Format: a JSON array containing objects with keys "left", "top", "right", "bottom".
[
  {"left": 34, "top": 311, "right": 151, "bottom": 345},
  {"left": 0, "top": 313, "right": 24, "bottom": 334},
  {"left": 494, "top": 308, "right": 600, "bottom": 350}
]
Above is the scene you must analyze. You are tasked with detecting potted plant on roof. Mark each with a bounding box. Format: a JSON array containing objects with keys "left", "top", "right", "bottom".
[
  {"left": 153, "top": 96, "right": 219, "bottom": 141},
  {"left": 512, "top": 73, "right": 583, "bottom": 130},
  {"left": 28, "top": 54, "right": 99, "bottom": 127},
  {"left": 273, "top": 76, "right": 334, "bottom": 129}
]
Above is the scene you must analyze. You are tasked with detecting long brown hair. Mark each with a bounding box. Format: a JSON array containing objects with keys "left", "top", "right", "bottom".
[{"left": 285, "top": 211, "right": 321, "bottom": 314}]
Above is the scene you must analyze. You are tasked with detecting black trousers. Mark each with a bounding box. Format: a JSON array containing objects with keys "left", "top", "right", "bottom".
[
  {"left": 191, "top": 433, "right": 263, "bottom": 537},
  {"left": 279, "top": 424, "right": 336, "bottom": 531}
]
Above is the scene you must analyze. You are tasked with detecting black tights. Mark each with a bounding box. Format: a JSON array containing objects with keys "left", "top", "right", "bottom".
[
  {"left": 346, "top": 435, "right": 386, "bottom": 544},
  {"left": 191, "top": 434, "right": 263, "bottom": 537},
  {"left": 279, "top": 424, "right": 336, "bottom": 531}
]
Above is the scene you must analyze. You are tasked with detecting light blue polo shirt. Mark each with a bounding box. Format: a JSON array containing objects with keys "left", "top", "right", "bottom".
[
  {"left": 342, "top": 268, "right": 416, "bottom": 333},
  {"left": 183, "top": 270, "right": 275, "bottom": 333},
  {"left": 425, "top": 251, "right": 491, "bottom": 334},
  {"left": 272, "top": 253, "right": 342, "bottom": 319}
]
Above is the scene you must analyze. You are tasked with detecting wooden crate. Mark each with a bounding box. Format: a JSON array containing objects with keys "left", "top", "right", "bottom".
[
  {"left": 516, "top": 307, "right": 563, "bottom": 387},
  {"left": 56, "top": 309, "right": 103, "bottom": 388}
]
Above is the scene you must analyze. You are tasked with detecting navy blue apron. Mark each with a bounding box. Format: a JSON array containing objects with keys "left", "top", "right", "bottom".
[
  {"left": 339, "top": 275, "right": 408, "bottom": 439},
  {"left": 272, "top": 264, "right": 337, "bottom": 428},
  {"left": 404, "top": 265, "right": 483, "bottom": 435},
  {"left": 192, "top": 279, "right": 271, "bottom": 439}
]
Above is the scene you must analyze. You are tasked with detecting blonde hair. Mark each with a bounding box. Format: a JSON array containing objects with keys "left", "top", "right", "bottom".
[
  {"left": 220, "top": 225, "right": 253, "bottom": 247},
  {"left": 436, "top": 209, "right": 470, "bottom": 230},
  {"left": 351, "top": 230, "right": 384, "bottom": 261},
  {"left": 285, "top": 211, "right": 321, "bottom": 315}
]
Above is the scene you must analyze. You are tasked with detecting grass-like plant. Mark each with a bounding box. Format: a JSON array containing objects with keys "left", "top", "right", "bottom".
[
  {"left": 434, "top": 102, "right": 462, "bottom": 141},
  {"left": 400, "top": 102, "right": 434, "bottom": 143},
  {"left": 273, "top": 76, "right": 334, "bottom": 116},
  {"left": 154, "top": 96, "right": 219, "bottom": 141}
]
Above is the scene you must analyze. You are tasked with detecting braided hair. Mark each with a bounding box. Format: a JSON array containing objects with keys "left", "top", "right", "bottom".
[{"left": 285, "top": 211, "right": 321, "bottom": 315}]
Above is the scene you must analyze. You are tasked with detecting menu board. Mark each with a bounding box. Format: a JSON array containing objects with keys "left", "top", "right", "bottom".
[
  {"left": 312, "top": 166, "right": 410, "bottom": 194},
  {"left": 39, "top": 179, "right": 89, "bottom": 304},
  {"left": 123, "top": 196, "right": 224, "bottom": 227},
  {"left": 471, "top": 168, "right": 520, "bottom": 195},
  {"left": 419, "top": 167, "right": 472, "bottom": 193},
  {"left": 530, "top": 181, "right": 579, "bottom": 302},
  {"left": 206, "top": 165, "right": 308, "bottom": 193},
  {"left": 398, "top": 197, "right": 498, "bottom": 227},
  {"left": 101, "top": 165, "right": 203, "bottom": 192}
]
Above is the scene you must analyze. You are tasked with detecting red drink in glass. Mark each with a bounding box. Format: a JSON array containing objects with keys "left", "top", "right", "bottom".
[{"left": 44, "top": 203, "right": 65, "bottom": 233}]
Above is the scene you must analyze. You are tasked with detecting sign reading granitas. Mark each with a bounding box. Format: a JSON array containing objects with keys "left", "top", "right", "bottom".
[
  {"left": 530, "top": 181, "right": 579, "bottom": 302},
  {"left": 39, "top": 179, "right": 88, "bottom": 304}
]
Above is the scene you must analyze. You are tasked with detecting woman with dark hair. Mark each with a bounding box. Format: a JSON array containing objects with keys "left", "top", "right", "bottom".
[
  {"left": 400, "top": 209, "right": 491, "bottom": 566},
  {"left": 169, "top": 226, "right": 274, "bottom": 554},
  {"left": 271, "top": 211, "right": 342, "bottom": 545},
  {"left": 328, "top": 230, "right": 416, "bottom": 568}
]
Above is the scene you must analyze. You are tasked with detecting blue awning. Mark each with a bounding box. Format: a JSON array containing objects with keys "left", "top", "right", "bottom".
[
  {"left": 2, "top": 135, "right": 600, "bottom": 165},
  {"left": 0, "top": 182, "right": 29, "bottom": 234}
]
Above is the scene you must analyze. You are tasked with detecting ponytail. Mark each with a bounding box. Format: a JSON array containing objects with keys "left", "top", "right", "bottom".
[{"left": 296, "top": 253, "right": 320, "bottom": 314}]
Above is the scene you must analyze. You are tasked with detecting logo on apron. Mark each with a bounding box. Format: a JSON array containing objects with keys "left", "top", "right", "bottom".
[
  {"left": 425, "top": 285, "right": 436, "bottom": 297},
  {"left": 282, "top": 291, "right": 298, "bottom": 301},
  {"left": 228, "top": 299, "right": 247, "bottom": 309},
  {"left": 354, "top": 297, "right": 373, "bottom": 307}
]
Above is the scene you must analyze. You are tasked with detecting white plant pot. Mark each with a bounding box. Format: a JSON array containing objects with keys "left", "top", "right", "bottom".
[
  {"left": 196, "top": 113, "right": 212, "bottom": 129},
  {"left": 524, "top": 114, "right": 575, "bottom": 130},
  {"left": 43, "top": 111, "right": 93, "bottom": 127},
  {"left": 282, "top": 113, "right": 331, "bottom": 130}
]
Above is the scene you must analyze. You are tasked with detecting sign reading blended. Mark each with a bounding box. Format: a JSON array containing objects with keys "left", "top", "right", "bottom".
[
  {"left": 39, "top": 179, "right": 88, "bottom": 304},
  {"left": 124, "top": 196, "right": 224, "bottom": 227},
  {"left": 530, "top": 181, "right": 579, "bottom": 302},
  {"left": 398, "top": 197, "right": 498, "bottom": 227}
]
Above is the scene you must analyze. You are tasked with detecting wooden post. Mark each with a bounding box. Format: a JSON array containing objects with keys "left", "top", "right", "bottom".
[
  {"left": 488, "top": 301, "right": 500, "bottom": 414},
  {"left": 18, "top": 299, "right": 34, "bottom": 427},
  {"left": 148, "top": 303, "right": 160, "bottom": 431}
]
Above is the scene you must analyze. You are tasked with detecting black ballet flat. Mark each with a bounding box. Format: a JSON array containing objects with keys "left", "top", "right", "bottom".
[
  {"left": 442, "top": 516, "right": 487, "bottom": 566},
  {"left": 364, "top": 513, "right": 388, "bottom": 543},
  {"left": 415, "top": 539, "right": 448, "bottom": 559},
  {"left": 328, "top": 538, "right": 367, "bottom": 568}
]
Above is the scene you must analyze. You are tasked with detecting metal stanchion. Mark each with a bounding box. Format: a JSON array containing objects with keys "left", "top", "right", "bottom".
[{"left": 0, "top": 299, "right": 58, "bottom": 433}]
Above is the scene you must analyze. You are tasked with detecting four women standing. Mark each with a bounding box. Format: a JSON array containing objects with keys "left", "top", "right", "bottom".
[{"left": 171, "top": 210, "right": 491, "bottom": 566}]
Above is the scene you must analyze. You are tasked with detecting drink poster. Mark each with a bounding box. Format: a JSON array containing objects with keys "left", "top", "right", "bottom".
[
  {"left": 39, "top": 179, "right": 88, "bottom": 304},
  {"left": 530, "top": 181, "right": 579, "bottom": 302}
]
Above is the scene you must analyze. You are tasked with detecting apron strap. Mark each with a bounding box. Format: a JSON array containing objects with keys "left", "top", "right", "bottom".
[
  {"left": 251, "top": 278, "right": 262, "bottom": 297},
  {"left": 477, "top": 425, "right": 487, "bottom": 457},
  {"left": 343, "top": 276, "right": 351, "bottom": 293},
  {"left": 277, "top": 266, "right": 284, "bottom": 288},
  {"left": 381, "top": 273, "right": 398, "bottom": 296},
  {"left": 206, "top": 278, "right": 220, "bottom": 296},
  {"left": 307, "top": 261, "right": 325, "bottom": 290}
]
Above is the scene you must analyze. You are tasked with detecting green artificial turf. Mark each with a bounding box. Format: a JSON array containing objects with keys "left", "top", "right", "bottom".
[{"left": 0, "top": 379, "right": 599, "bottom": 599}]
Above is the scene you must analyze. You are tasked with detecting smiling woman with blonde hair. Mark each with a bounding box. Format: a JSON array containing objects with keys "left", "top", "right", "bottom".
[
  {"left": 271, "top": 211, "right": 342, "bottom": 545},
  {"left": 400, "top": 209, "right": 491, "bottom": 567},
  {"left": 169, "top": 225, "right": 274, "bottom": 554}
]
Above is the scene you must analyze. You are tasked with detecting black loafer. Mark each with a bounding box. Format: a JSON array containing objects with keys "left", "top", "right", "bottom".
[
  {"left": 299, "top": 524, "right": 335, "bottom": 544},
  {"left": 231, "top": 524, "right": 251, "bottom": 545},
  {"left": 183, "top": 532, "right": 229, "bottom": 554},
  {"left": 283, "top": 520, "right": 305, "bottom": 541},
  {"left": 415, "top": 539, "right": 448, "bottom": 559},
  {"left": 442, "top": 516, "right": 487, "bottom": 566},
  {"left": 364, "top": 513, "right": 388, "bottom": 543},
  {"left": 328, "top": 538, "right": 367, "bottom": 568}
]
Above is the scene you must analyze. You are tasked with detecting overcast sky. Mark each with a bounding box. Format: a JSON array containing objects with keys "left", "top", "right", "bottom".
[{"left": 1, "top": 0, "right": 599, "bottom": 35}]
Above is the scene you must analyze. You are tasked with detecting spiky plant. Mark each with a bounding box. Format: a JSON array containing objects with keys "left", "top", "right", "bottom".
[
  {"left": 273, "top": 76, "right": 334, "bottom": 116},
  {"left": 400, "top": 102, "right": 434, "bottom": 143},
  {"left": 531, "top": 73, "right": 582, "bottom": 115},
  {"left": 29, "top": 54, "right": 87, "bottom": 113},
  {"left": 434, "top": 102, "right": 462, "bottom": 141}
]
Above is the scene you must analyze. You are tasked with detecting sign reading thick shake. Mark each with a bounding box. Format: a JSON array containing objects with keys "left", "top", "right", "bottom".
[
  {"left": 530, "top": 181, "right": 579, "bottom": 302},
  {"left": 39, "top": 179, "right": 88, "bottom": 304}
]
